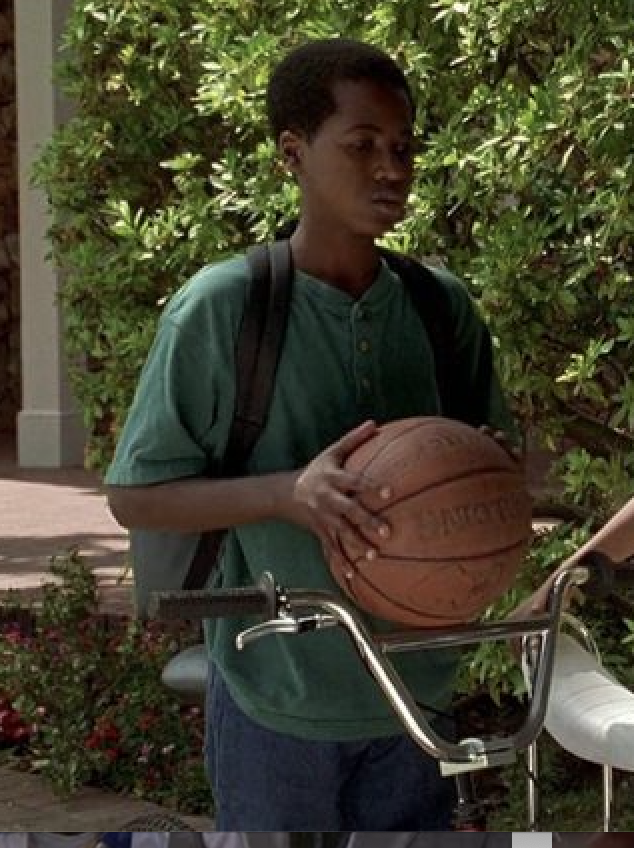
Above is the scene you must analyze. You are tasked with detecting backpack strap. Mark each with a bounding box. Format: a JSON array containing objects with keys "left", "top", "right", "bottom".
[
  {"left": 380, "top": 248, "right": 493, "bottom": 428},
  {"left": 226, "top": 239, "right": 293, "bottom": 469},
  {"left": 182, "top": 240, "right": 293, "bottom": 591},
  {"left": 380, "top": 248, "right": 453, "bottom": 412}
]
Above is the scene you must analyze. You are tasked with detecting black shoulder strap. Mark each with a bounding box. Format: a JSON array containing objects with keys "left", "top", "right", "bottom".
[
  {"left": 379, "top": 248, "right": 453, "bottom": 409},
  {"left": 380, "top": 248, "right": 493, "bottom": 428},
  {"left": 226, "top": 239, "right": 293, "bottom": 470},
  {"left": 183, "top": 240, "right": 293, "bottom": 590}
]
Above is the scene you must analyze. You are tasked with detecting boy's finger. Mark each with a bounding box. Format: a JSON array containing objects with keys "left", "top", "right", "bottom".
[
  {"left": 333, "top": 469, "right": 392, "bottom": 501},
  {"left": 325, "top": 489, "right": 391, "bottom": 541},
  {"left": 329, "top": 420, "right": 377, "bottom": 460}
]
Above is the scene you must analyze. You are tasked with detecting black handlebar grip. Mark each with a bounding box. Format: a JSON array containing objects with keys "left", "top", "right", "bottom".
[
  {"left": 580, "top": 551, "right": 634, "bottom": 596},
  {"left": 149, "top": 586, "right": 271, "bottom": 620}
]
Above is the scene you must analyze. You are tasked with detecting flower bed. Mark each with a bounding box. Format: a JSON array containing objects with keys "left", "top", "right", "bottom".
[{"left": 0, "top": 550, "right": 212, "bottom": 814}]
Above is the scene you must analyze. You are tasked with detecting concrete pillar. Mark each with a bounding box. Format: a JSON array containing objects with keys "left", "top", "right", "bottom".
[{"left": 15, "top": 0, "right": 83, "bottom": 467}]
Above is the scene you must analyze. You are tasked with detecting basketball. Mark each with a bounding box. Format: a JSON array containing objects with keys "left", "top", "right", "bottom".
[{"left": 328, "top": 416, "right": 533, "bottom": 627}]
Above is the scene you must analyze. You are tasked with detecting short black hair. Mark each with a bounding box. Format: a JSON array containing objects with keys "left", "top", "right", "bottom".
[{"left": 266, "top": 37, "right": 415, "bottom": 143}]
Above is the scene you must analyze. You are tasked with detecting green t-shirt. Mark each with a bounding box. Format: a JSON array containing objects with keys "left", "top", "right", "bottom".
[{"left": 106, "top": 255, "right": 515, "bottom": 740}]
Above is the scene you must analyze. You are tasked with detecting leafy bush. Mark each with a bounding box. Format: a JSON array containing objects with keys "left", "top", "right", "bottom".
[
  {"left": 33, "top": 0, "right": 634, "bottom": 518},
  {"left": 456, "top": 519, "right": 594, "bottom": 702},
  {"left": 0, "top": 551, "right": 211, "bottom": 813},
  {"left": 416, "top": 0, "right": 634, "bottom": 521}
]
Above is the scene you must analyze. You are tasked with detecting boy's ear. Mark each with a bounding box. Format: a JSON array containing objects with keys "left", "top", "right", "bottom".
[{"left": 278, "top": 130, "right": 302, "bottom": 170}]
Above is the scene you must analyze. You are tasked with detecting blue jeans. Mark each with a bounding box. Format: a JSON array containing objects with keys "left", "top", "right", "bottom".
[
  {"left": 100, "top": 837, "right": 132, "bottom": 848},
  {"left": 204, "top": 663, "right": 455, "bottom": 831}
]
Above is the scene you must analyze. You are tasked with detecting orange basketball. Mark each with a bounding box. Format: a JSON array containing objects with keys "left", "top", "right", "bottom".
[{"left": 328, "top": 416, "right": 532, "bottom": 627}]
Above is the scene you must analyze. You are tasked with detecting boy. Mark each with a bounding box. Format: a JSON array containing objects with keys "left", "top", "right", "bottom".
[{"left": 105, "top": 38, "right": 516, "bottom": 830}]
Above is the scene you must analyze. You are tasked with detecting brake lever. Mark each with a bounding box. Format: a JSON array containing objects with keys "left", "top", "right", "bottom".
[{"left": 237, "top": 612, "right": 338, "bottom": 649}]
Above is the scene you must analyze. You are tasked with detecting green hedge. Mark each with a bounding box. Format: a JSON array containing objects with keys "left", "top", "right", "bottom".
[{"left": 34, "top": 0, "right": 634, "bottom": 514}]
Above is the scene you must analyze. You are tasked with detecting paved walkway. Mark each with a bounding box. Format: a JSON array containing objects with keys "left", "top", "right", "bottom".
[
  {"left": 0, "top": 440, "right": 133, "bottom": 616},
  {"left": 0, "top": 438, "right": 213, "bottom": 830},
  {"left": 0, "top": 765, "right": 212, "bottom": 831}
]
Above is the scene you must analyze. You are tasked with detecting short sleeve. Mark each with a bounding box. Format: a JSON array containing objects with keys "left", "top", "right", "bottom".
[{"left": 105, "top": 258, "right": 248, "bottom": 486}]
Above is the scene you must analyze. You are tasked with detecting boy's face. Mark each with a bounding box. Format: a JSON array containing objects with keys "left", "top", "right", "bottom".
[{"left": 282, "top": 78, "right": 415, "bottom": 239}]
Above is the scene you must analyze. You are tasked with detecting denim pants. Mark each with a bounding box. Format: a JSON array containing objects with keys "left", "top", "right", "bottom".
[{"left": 204, "top": 663, "right": 455, "bottom": 831}]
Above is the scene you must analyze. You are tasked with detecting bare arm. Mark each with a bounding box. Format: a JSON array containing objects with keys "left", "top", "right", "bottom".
[
  {"left": 569, "top": 496, "right": 634, "bottom": 565},
  {"left": 106, "top": 472, "right": 294, "bottom": 534},
  {"left": 107, "top": 420, "right": 391, "bottom": 558},
  {"left": 510, "top": 495, "right": 634, "bottom": 620}
]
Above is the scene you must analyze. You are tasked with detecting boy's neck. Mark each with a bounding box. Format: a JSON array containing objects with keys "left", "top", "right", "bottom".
[{"left": 290, "top": 226, "right": 381, "bottom": 299}]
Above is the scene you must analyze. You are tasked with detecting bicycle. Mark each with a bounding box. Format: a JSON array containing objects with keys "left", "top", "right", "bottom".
[{"left": 131, "top": 548, "right": 634, "bottom": 833}]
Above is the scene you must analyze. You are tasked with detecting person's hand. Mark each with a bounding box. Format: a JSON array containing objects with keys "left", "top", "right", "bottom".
[{"left": 284, "top": 420, "right": 392, "bottom": 560}]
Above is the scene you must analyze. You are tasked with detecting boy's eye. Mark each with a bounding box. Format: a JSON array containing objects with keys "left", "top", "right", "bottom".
[
  {"left": 344, "top": 137, "right": 418, "bottom": 161},
  {"left": 395, "top": 135, "right": 423, "bottom": 160},
  {"left": 393, "top": 141, "right": 413, "bottom": 161},
  {"left": 348, "top": 138, "right": 375, "bottom": 153}
]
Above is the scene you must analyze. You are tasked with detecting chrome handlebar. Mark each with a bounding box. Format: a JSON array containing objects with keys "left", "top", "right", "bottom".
[{"left": 153, "top": 562, "right": 602, "bottom": 773}]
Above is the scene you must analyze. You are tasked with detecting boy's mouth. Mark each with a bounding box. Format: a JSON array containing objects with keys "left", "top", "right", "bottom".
[
  {"left": 371, "top": 191, "right": 405, "bottom": 206},
  {"left": 370, "top": 193, "right": 407, "bottom": 216}
]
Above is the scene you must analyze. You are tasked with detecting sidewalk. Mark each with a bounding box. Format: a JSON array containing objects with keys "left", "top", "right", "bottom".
[
  {"left": 0, "top": 438, "right": 133, "bottom": 616},
  {"left": 0, "top": 765, "right": 212, "bottom": 831},
  {"left": 0, "top": 437, "right": 213, "bottom": 830}
]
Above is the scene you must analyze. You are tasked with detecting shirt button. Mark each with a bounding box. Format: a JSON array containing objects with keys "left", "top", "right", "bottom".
[
  {"left": 359, "top": 339, "right": 371, "bottom": 353},
  {"left": 360, "top": 377, "right": 371, "bottom": 390}
]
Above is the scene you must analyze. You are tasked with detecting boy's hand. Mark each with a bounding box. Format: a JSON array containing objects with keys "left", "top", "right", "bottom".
[{"left": 285, "top": 420, "right": 392, "bottom": 561}]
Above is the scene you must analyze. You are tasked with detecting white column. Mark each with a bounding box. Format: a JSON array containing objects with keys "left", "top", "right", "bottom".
[{"left": 15, "top": 0, "right": 83, "bottom": 467}]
